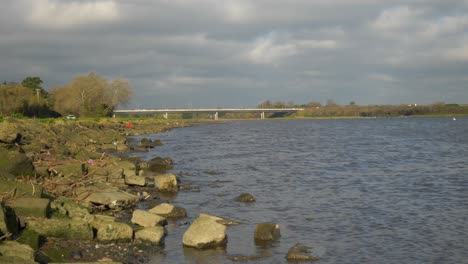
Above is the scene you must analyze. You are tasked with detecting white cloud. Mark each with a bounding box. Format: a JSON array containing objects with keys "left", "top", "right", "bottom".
[
  {"left": 371, "top": 6, "right": 421, "bottom": 31},
  {"left": 219, "top": 0, "right": 254, "bottom": 23},
  {"left": 422, "top": 15, "right": 468, "bottom": 38},
  {"left": 444, "top": 45, "right": 468, "bottom": 61},
  {"left": 297, "top": 40, "right": 337, "bottom": 49},
  {"left": 27, "top": 0, "right": 119, "bottom": 29},
  {"left": 247, "top": 33, "right": 297, "bottom": 64}
]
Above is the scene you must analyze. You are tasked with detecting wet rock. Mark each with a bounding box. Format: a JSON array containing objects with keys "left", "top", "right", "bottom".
[
  {"left": 154, "top": 173, "right": 178, "bottom": 192},
  {"left": 124, "top": 174, "right": 146, "bottom": 187},
  {"left": 182, "top": 214, "right": 227, "bottom": 249},
  {"left": 148, "top": 157, "right": 173, "bottom": 173},
  {"left": 135, "top": 226, "right": 165, "bottom": 244},
  {"left": 97, "top": 222, "right": 133, "bottom": 242},
  {"left": 0, "top": 148, "right": 35, "bottom": 178},
  {"left": 254, "top": 223, "right": 281, "bottom": 241},
  {"left": 235, "top": 193, "right": 256, "bottom": 203},
  {"left": 148, "top": 203, "right": 187, "bottom": 218},
  {"left": 229, "top": 252, "right": 272, "bottom": 262},
  {"left": 131, "top": 209, "right": 167, "bottom": 227},
  {"left": 0, "top": 241, "right": 35, "bottom": 263},
  {"left": 26, "top": 218, "right": 93, "bottom": 240},
  {"left": 286, "top": 243, "right": 320, "bottom": 261},
  {"left": 199, "top": 213, "right": 241, "bottom": 226},
  {"left": 82, "top": 190, "right": 139, "bottom": 209},
  {"left": 116, "top": 143, "right": 129, "bottom": 152},
  {"left": 7, "top": 197, "right": 50, "bottom": 218},
  {"left": 116, "top": 160, "right": 136, "bottom": 175}
]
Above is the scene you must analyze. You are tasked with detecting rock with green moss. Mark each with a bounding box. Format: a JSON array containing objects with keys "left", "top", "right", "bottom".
[
  {"left": 0, "top": 148, "right": 35, "bottom": 178},
  {"left": 254, "top": 223, "right": 281, "bottom": 241},
  {"left": 96, "top": 222, "right": 133, "bottom": 242},
  {"left": 90, "top": 214, "right": 116, "bottom": 229},
  {"left": 0, "top": 205, "right": 18, "bottom": 235},
  {"left": 124, "top": 174, "right": 146, "bottom": 186},
  {"left": 286, "top": 243, "right": 320, "bottom": 261},
  {"left": 148, "top": 157, "right": 173, "bottom": 173},
  {"left": 26, "top": 218, "right": 93, "bottom": 240},
  {"left": 17, "top": 229, "right": 42, "bottom": 250},
  {"left": 0, "top": 176, "right": 43, "bottom": 198},
  {"left": 235, "top": 193, "right": 256, "bottom": 203},
  {"left": 82, "top": 190, "right": 139, "bottom": 209},
  {"left": 135, "top": 226, "right": 165, "bottom": 244},
  {"left": 52, "top": 197, "right": 93, "bottom": 222},
  {"left": 0, "top": 241, "right": 35, "bottom": 263},
  {"left": 7, "top": 198, "right": 50, "bottom": 218}
]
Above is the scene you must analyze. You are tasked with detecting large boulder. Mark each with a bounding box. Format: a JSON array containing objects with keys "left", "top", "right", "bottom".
[
  {"left": 154, "top": 173, "right": 178, "bottom": 192},
  {"left": 254, "top": 223, "right": 281, "bottom": 241},
  {"left": 26, "top": 218, "right": 93, "bottom": 240},
  {"left": 0, "top": 148, "right": 35, "bottom": 178},
  {"left": 148, "top": 203, "right": 187, "bottom": 218},
  {"left": 96, "top": 222, "right": 133, "bottom": 242},
  {"left": 286, "top": 243, "right": 320, "bottom": 261},
  {"left": 131, "top": 209, "right": 167, "bottom": 227},
  {"left": 135, "top": 226, "right": 165, "bottom": 244},
  {"left": 182, "top": 215, "right": 227, "bottom": 249},
  {"left": 0, "top": 241, "right": 35, "bottom": 263}
]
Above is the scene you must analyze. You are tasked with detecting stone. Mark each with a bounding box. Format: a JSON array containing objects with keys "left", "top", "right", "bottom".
[
  {"left": 154, "top": 173, "right": 178, "bottom": 192},
  {"left": 96, "top": 222, "right": 133, "bottom": 242},
  {"left": 135, "top": 226, "right": 165, "bottom": 244},
  {"left": 0, "top": 204, "right": 18, "bottom": 235},
  {"left": 0, "top": 148, "right": 35, "bottom": 178},
  {"left": 199, "top": 213, "right": 241, "bottom": 226},
  {"left": 0, "top": 177, "right": 43, "bottom": 198},
  {"left": 7, "top": 198, "right": 50, "bottom": 218},
  {"left": 90, "top": 214, "right": 116, "bottom": 229},
  {"left": 254, "top": 223, "right": 281, "bottom": 241},
  {"left": 26, "top": 218, "right": 93, "bottom": 240},
  {"left": 235, "top": 193, "right": 256, "bottom": 203},
  {"left": 116, "top": 143, "right": 129, "bottom": 152},
  {"left": 148, "top": 203, "right": 187, "bottom": 218},
  {"left": 286, "top": 243, "right": 320, "bottom": 261},
  {"left": 131, "top": 209, "right": 167, "bottom": 227},
  {"left": 56, "top": 197, "right": 93, "bottom": 222},
  {"left": 0, "top": 122, "right": 21, "bottom": 144},
  {"left": 0, "top": 241, "right": 35, "bottom": 262},
  {"left": 148, "top": 157, "right": 173, "bottom": 173},
  {"left": 48, "top": 162, "right": 86, "bottom": 177},
  {"left": 116, "top": 160, "right": 136, "bottom": 172},
  {"left": 83, "top": 190, "right": 138, "bottom": 209},
  {"left": 124, "top": 174, "right": 146, "bottom": 186},
  {"left": 17, "top": 229, "right": 41, "bottom": 250},
  {"left": 182, "top": 215, "right": 227, "bottom": 249}
]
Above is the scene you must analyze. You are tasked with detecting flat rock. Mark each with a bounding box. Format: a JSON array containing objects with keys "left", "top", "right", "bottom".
[
  {"left": 286, "top": 243, "right": 320, "bottom": 261},
  {"left": 199, "top": 213, "right": 241, "bottom": 226},
  {"left": 0, "top": 177, "right": 43, "bottom": 198},
  {"left": 0, "top": 241, "right": 35, "bottom": 262},
  {"left": 124, "top": 174, "right": 146, "bottom": 186},
  {"left": 82, "top": 190, "right": 138, "bottom": 209},
  {"left": 26, "top": 218, "right": 93, "bottom": 240},
  {"left": 135, "top": 226, "right": 165, "bottom": 244},
  {"left": 0, "top": 149, "right": 35, "bottom": 177},
  {"left": 131, "top": 209, "right": 167, "bottom": 227},
  {"left": 254, "top": 222, "right": 281, "bottom": 241},
  {"left": 7, "top": 197, "right": 50, "bottom": 218},
  {"left": 182, "top": 215, "right": 227, "bottom": 249},
  {"left": 148, "top": 203, "right": 187, "bottom": 218},
  {"left": 97, "top": 222, "right": 133, "bottom": 242},
  {"left": 154, "top": 173, "right": 178, "bottom": 192}
]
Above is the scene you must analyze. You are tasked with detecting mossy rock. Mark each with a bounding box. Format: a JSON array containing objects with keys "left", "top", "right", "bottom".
[
  {"left": 17, "top": 229, "right": 42, "bottom": 250},
  {"left": 0, "top": 148, "right": 35, "bottom": 178},
  {"left": 26, "top": 218, "right": 93, "bottom": 240}
]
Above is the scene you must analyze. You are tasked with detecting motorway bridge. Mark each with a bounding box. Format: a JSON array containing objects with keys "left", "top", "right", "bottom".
[{"left": 113, "top": 108, "right": 304, "bottom": 120}]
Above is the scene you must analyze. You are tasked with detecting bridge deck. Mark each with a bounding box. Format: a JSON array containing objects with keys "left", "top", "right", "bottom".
[{"left": 114, "top": 108, "right": 303, "bottom": 114}]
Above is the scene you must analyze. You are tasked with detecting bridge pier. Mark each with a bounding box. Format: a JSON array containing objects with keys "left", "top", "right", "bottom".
[
  {"left": 214, "top": 112, "right": 218, "bottom": 120},
  {"left": 163, "top": 113, "right": 168, "bottom": 119},
  {"left": 260, "top": 112, "right": 265, "bottom": 119}
]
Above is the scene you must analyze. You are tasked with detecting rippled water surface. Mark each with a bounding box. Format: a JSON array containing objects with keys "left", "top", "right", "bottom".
[{"left": 134, "top": 117, "right": 468, "bottom": 264}]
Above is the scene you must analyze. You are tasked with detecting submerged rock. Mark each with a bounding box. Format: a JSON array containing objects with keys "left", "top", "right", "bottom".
[
  {"left": 199, "top": 213, "right": 241, "bottom": 226},
  {"left": 182, "top": 214, "right": 227, "bottom": 249},
  {"left": 154, "top": 173, "right": 178, "bottom": 192},
  {"left": 148, "top": 203, "right": 187, "bottom": 218},
  {"left": 254, "top": 223, "right": 281, "bottom": 241},
  {"left": 131, "top": 209, "right": 167, "bottom": 227},
  {"left": 235, "top": 193, "right": 256, "bottom": 203},
  {"left": 135, "top": 226, "right": 165, "bottom": 244},
  {"left": 286, "top": 243, "right": 320, "bottom": 261},
  {"left": 148, "top": 157, "right": 173, "bottom": 173}
]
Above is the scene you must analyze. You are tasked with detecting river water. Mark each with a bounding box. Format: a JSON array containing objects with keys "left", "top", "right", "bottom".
[{"left": 132, "top": 117, "right": 468, "bottom": 264}]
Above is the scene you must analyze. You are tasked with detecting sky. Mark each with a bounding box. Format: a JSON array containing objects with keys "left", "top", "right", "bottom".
[{"left": 1, "top": 0, "right": 467, "bottom": 108}]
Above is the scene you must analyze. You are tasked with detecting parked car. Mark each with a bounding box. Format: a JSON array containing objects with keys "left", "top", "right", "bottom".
[{"left": 66, "top": 115, "right": 76, "bottom": 119}]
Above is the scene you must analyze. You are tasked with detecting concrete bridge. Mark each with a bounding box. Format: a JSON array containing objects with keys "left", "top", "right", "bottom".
[{"left": 113, "top": 108, "right": 304, "bottom": 120}]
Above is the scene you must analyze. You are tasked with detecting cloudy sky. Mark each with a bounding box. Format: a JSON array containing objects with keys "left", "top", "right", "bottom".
[{"left": 1, "top": 0, "right": 467, "bottom": 108}]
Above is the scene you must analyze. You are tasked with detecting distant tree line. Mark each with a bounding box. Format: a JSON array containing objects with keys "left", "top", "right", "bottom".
[
  {"left": 257, "top": 100, "right": 468, "bottom": 117},
  {"left": 0, "top": 73, "right": 132, "bottom": 118}
]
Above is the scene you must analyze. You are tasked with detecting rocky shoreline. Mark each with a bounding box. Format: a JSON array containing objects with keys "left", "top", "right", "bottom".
[{"left": 0, "top": 117, "right": 320, "bottom": 263}]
